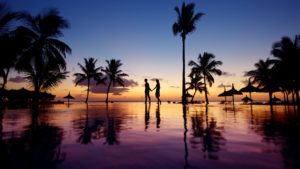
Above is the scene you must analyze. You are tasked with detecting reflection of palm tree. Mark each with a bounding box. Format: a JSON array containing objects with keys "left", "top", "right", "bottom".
[
  {"left": 254, "top": 112, "right": 300, "bottom": 169},
  {"left": 182, "top": 105, "right": 189, "bottom": 169},
  {"left": 202, "top": 106, "right": 225, "bottom": 160},
  {"left": 74, "top": 58, "right": 105, "bottom": 103},
  {"left": 77, "top": 105, "right": 92, "bottom": 144},
  {"left": 104, "top": 105, "right": 121, "bottom": 145},
  {"left": 15, "top": 8, "right": 71, "bottom": 103},
  {"left": 190, "top": 112, "right": 205, "bottom": 147},
  {"left": 189, "top": 53, "right": 223, "bottom": 104},
  {"left": 1, "top": 108, "right": 65, "bottom": 168},
  {"left": 189, "top": 106, "right": 225, "bottom": 160},
  {"left": 245, "top": 59, "right": 277, "bottom": 108},
  {"left": 105, "top": 117, "right": 120, "bottom": 145},
  {"left": 172, "top": 2, "right": 204, "bottom": 105},
  {"left": 103, "top": 59, "right": 128, "bottom": 103},
  {"left": 75, "top": 105, "right": 104, "bottom": 144}
]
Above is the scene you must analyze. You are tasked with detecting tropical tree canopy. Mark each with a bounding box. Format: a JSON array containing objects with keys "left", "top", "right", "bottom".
[
  {"left": 16, "top": 8, "right": 71, "bottom": 71},
  {"left": 271, "top": 36, "right": 300, "bottom": 90},
  {"left": 189, "top": 52, "right": 222, "bottom": 87},
  {"left": 245, "top": 58, "right": 278, "bottom": 92},
  {"left": 74, "top": 57, "right": 104, "bottom": 103},
  {"left": 103, "top": 59, "right": 128, "bottom": 103},
  {"left": 189, "top": 52, "right": 222, "bottom": 104},
  {"left": 172, "top": 2, "right": 204, "bottom": 39},
  {"left": 14, "top": 8, "right": 71, "bottom": 102}
]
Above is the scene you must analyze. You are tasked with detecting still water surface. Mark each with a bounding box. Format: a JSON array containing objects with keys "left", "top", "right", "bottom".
[{"left": 0, "top": 102, "right": 299, "bottom": 169}]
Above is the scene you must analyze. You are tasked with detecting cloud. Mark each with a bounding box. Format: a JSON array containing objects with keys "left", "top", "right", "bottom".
[
  {"left": 73, "top": 76, "right": 138, "bottom": 95},
  {"left": 9, "top": 76, "right": 26, "bottom": 83},
  {"left": 217, "top": 83, "right": 231, "bottom": 88},
  {"left": 241, "top": 79, "right": 250, "bottom": 85},
  {"left": 222, "top": 72, "right": 236, "bottom": 77},
  {"left": 150, "top": 78, "right": 164, "bottom": 82},
  {"left": 170, "top": 85, "right": 179, "bottom": 88}
]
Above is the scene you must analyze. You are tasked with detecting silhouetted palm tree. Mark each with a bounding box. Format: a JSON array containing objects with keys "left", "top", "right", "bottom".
[
  {"left": 15, "top": 8, "right": 71, "bottom": 102},
  {"left": 0, "top": 2, "right": 23, "bottom": 89},
  {"left": 74, "top": 58, "right": 104, "bottom": 103},
  {"left": 103, "top": 59, "right": 128, "bottom": 103},
  {"left": 245, "top": 58, "right": 278, "bottom": 106},
  {"left": 271, "top": 35, "right": 300, "bottom": 108},
  {"left": 186, "top": 73, "right": 204, "bottom": 103},
  {"left": 172, "top": 2, "right": 204, "bottom": 105},
  {"left": 23, "top": 59, "right": 68, "bottom": 99},
  {"left": 189, "top": 52, "right": 222, "bottom": 104}
]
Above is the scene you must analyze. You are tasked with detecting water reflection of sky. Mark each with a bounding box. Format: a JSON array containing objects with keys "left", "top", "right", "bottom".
[{"left": 1, "top": 102, "right": 299, "bottom": 169}]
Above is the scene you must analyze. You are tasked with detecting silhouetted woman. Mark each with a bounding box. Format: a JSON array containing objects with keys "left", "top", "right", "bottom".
[
  {"left": 152, "top": 79, "right": 161, "bottom": 104},
  {"left": 144, "top": 79, "right": 151, "bottom": 103}
]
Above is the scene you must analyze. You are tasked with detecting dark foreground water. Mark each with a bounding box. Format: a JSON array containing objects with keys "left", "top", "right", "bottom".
[{"left": 0, "top": 102, "right": 299, "bottom": 169}]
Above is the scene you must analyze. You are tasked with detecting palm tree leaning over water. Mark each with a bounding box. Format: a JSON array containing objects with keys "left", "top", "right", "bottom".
[
  {"left": 103, "top": 59, "right": 128, "bottom": 103},
  {"left": 271, "top": 35, "right": 300, "bottom": 109},
  {"left": 15, "top": 8, "right": 71, "bottom": 103},
  {"left": 186, "top": 73, "right": 204, "bottom": 103},
  {"left": 245, "top": 58, "right": 278, "bottom": 107},
  {"left": 74, "top": 58, "right": 105, "bottom": 103},
  {"left": 172, "top": 2, "right": 204, "bottom": 105},
  {"left": 189, "top": 52, "right": 222, "bottom": 104},
  {"left": 0, "top": 2, "right": 23, "bottom": 89}
]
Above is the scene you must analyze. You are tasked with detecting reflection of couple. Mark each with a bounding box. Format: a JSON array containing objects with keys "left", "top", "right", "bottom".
[{"left": 145, "top": 79, "right": 161, "bottom": 104}]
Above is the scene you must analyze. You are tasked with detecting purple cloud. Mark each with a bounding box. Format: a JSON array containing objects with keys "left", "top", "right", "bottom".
[
  {"left": 217, "top": 83, "right": 231, "bottom": 88},
  {"left": 9, "top": 76, "right": 26, "bottom": 83},
  {"left": 73, "top": 76, "right": 138, "bottom": 95},
  {"left": 150, "top": 78, "right": 164, "bottom": 82},
  {"left": 241, "top": 79, "right": 249, "bottom": 85},
  {"left": 222, "top": 72, "right": 236, "bottom": 77}
]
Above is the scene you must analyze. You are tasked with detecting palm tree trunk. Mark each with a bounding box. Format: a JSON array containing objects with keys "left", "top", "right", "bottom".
[
  {"left": 269, "top": 91, "right": 273, "bottom": 112},
  {"left": 295, "top": 88, "right": 300, "bottom": 113},
  {"left": 292, "top": 90, "right": 296, "bottom": 105},
  {"left": 85, "top": 79, "right": 90, "bottom": 103},
  {"left": 34, "top": 79, "right": 40, "bottom": 104},
  {"left": 249, "top": 92, "right": 252, "bottom": 105},
  {"left": 286, "top": 91, "right": 290, "bottom": 104},
  {"left": 283, "top": 91, "right": 287, "bottom": 104},
  {"left": 203, "top": 76, "right": 209, "bottom": 104},
  {"left": 182, "top": 36, "right": 186, "bottom": 105},
  {"left": 1, "top": 68, "right": 9, "bottom": 89},
  {"left": 106, "top": 80, "right": 112, "bottom": 103},
  {"left": 191, "top": 88, "right": 197, "bottom": 103}
]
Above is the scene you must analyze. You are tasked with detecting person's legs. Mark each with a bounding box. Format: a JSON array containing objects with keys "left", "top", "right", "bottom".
[{"left": 145, "top": 92, "right": 151, "bottom": 103}]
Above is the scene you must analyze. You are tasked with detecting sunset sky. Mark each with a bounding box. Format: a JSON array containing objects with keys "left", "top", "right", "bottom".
[{"left": 6, "top": 0, "right": 300, "bottom": 102}]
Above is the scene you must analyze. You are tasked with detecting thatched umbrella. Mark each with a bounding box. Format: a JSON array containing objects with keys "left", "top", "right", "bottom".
[
  {"left": 218, "top": 87, "right": 231, "bottom": 103},
  {"left": 241, "top": 95, "right": 252, "bottom": 104},
  {"left": 64, "top": 92, "right": 74, "bottom": 104},
  {"left": 239, "top": 79, "right": 257, "bottom": 104},
  {"left": 226, "top": 84, "right": 242, "bottom": 105}
]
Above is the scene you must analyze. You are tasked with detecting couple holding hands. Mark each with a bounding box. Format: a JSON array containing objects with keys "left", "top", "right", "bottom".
[{"left": 144, "top": 79, "right": 161, "bottom": 104}]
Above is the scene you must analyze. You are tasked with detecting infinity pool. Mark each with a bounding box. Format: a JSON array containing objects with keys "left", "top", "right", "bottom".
[{"left": 0, "top": 102, "right": 299, "bottom": 169}]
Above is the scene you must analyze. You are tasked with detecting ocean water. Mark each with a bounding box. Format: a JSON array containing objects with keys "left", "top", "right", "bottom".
[{"left": 0, "top": 102, "right": 299, "bottom": 169}]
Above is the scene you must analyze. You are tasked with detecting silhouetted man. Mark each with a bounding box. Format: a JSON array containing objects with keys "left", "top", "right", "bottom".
[{"left": 144, "top": 79, "right": 151, "bottom": 103}]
